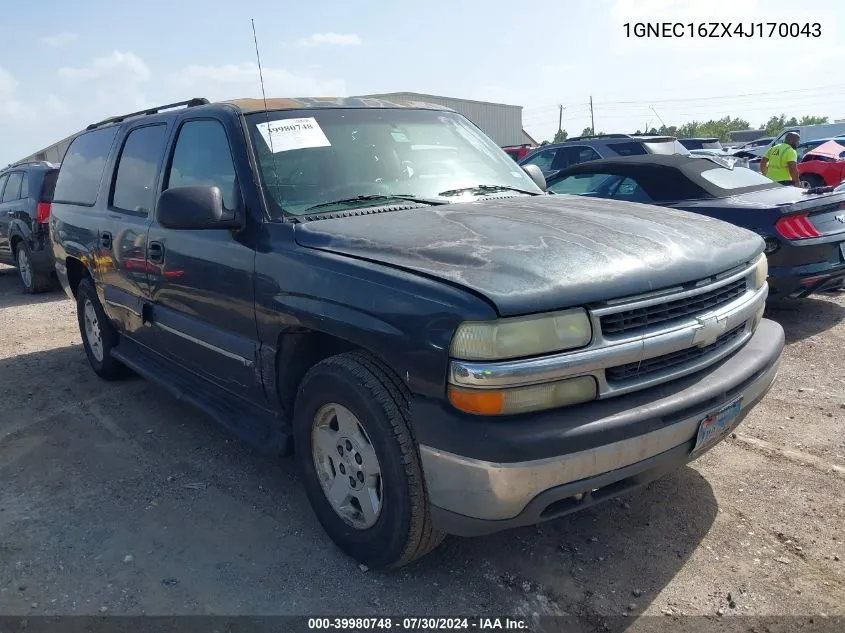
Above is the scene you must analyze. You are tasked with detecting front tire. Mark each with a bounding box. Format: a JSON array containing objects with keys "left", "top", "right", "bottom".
[
  {"left": 293, "top": 351, "right": 445, "bottom": 568},
  {"left": 76, "top": 278, "right": 128, "bottom": 380},
  {"left": 800, "top": 174, "right": 824, "bottom": 189}
]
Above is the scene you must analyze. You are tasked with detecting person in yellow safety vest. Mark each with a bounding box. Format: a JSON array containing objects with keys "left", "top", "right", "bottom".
[{"left": 760, "top": 132, "right": 800, "bottom": 186}]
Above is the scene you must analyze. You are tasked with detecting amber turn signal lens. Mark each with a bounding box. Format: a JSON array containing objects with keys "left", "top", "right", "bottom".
[{"left": 448, "top": 387, "right": 506, "bottom": 415}]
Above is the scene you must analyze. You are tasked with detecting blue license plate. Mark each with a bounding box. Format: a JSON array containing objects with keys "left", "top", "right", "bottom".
[{"left": 692, "top": 399, "right": 742, "bottom": 455}]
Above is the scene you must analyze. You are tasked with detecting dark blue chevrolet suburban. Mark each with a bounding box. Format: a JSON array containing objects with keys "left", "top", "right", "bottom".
[{"left": 50, "top": 96, "right": 784, "bottom": 568}]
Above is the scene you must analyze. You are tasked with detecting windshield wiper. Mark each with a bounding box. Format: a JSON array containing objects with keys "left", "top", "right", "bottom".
[
  {"left": 437, "top": 184, "right": 541, "bottom": 197},
  {"left": 305, "top": 194, "right": 446, "bottom": 212}
]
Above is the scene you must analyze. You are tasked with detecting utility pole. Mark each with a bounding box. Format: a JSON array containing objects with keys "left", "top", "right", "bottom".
[
  {"left": 558, "top": 104, "right": 563, "bottom": 134},
  {"left": 589, "top": 96, "right": 595, "bottom": 135}
]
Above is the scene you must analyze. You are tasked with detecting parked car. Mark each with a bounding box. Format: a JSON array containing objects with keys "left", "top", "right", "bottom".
[
  {"left": 737, "top": 136, "right": 773, "bottom": 151},
  {"left": 798, "top": 139, "right": 845, "bottom": 188},
  {"left": 51, "top": 96, "right": 783, "bottom": 568},
  {"left": 519, "top": 133, "right": 689, "bottom": 180},
  {"left": 545, "top": 154, "right": 845, "bottom": 298},
  {"left": 751, "top": 123, "right": 845, "bottom": 157},
  {"left": 0, "top": 160, "right": 60, "bottom": 292},
  {"left": 501, "top": 144, "right": 535, "bottom": 162},
  {"left": 680, "top": 137, "right": 723, "bottom": 151},
  {"left": 796, "top": 137, "right": 845, "bottom": 162}
]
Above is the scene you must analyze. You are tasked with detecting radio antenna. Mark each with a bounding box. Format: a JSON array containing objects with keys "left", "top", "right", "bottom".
[{"left": 251, "top": 18, "right": 285, "bottom": 221}]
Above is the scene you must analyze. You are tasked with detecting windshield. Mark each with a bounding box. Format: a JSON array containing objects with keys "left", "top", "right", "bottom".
[{"left": 245, "top": 109, "right": 542, "bottom": 217}]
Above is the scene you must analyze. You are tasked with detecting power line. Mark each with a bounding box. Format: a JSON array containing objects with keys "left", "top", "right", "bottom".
[{"left": 522, "top": 83, "right": 845, "bottom": 115}]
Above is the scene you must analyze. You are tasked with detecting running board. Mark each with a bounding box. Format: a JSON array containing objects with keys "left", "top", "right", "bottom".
[{"left": 111, "top": 338, "right": 292, "bottom": 456}]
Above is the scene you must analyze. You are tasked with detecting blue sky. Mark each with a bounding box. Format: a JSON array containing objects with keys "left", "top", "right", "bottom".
[{"left": 2, "top": 0, "right": 844, "bottom": 164}]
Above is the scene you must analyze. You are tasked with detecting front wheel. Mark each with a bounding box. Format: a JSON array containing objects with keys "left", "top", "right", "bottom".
[
  {"left": 800, "top": 174, "right": 824, "bottom": 189},
  {"left": 293, "top": 351, "right": 445, "bottom": 568}
]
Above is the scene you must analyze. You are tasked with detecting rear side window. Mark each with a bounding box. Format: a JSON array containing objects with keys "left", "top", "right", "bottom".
[
  {"left": 549, "top": 172, "right": 622, "bottom": 196},
  {"left": 111, "top": 124, "right": 169, "bottom": 215},
  {"left": 2, "top": 172, "right": 23, "bottom": 202},
  {"left": 0, "top": 174, "right": 7, "bottom": 198},
  {"left": 54, "top": 126, "right": 119, "bottom": 206},
  {"left": 40, "top": 170, "right": 59, "bottom": 202},
  {"left": 608, "top": 141, "right": 647, "bottom": 157},
  {"left": 166, "top": 119, "right": 238, "bottom": 210},
  {"left": 20, "top": 173, "right": 30, "bottom": 199}
]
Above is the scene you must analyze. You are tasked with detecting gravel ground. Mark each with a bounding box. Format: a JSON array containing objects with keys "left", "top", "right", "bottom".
[{"left": 0, "top": 263, "right": 843, "bottom": 630}]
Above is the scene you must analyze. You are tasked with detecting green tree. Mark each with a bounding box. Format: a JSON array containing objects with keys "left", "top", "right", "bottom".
[
  {"left": 580, "top": 126, "right": 593, "bottom": 137},
  {"left": 553, "top": 129, "right": 568, "bottom": 143},
  {"left": 760, "top": 114, "right": 827, "bottom": 137},
  {"left": 799, "top": 115, "right": 829, "bottom": 126}
]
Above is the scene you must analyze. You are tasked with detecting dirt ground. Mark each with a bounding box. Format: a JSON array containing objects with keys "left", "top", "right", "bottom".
[{"left": 0, "top": 263, "right": 843, "bottom": 631}]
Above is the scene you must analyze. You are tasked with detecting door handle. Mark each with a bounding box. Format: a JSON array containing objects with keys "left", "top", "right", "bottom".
[
  {"left": 100, "top": 231, "right": 112, "bottom": 249},
  {"left": 148, "top": 241, "right": 165, "bottom": 264}
]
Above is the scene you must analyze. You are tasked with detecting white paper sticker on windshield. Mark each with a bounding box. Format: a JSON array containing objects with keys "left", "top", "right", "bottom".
[{"left": 255, "top": 117, "right": 331, "bottom": 152}]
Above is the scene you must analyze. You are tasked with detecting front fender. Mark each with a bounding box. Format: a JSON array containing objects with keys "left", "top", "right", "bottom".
[{"left": 255, "top": 246, "right": 496, "bottom": 401}]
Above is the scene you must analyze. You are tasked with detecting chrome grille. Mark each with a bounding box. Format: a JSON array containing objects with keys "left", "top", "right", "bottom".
[
  {"left": 605, "top": 324, "right": 746, "bottom": 383},
  {"left": 600, "top": 278, "right": 747, "bottom": 336}
]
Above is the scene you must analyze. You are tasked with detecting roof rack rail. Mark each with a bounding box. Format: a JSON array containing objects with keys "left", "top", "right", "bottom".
[
  {"left": 565, "top": 133, "right": 632, "bottom": 142},
  {"left": 85, "top": 97, "right": 210, "bottom": 131},
  {"left": 4, "top": 160, "right": 56, "bottom": 170}
]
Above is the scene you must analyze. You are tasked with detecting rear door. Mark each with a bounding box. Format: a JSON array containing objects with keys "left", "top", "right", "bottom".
[
  {"left": 144, "top": 115, "right": 261, "bottom": 399},
  {"left": 0, "top": 171, "right": 24, "bottom": 260},
  {"left": 97, "top": 122, "right": 171, "bottom": 336}
]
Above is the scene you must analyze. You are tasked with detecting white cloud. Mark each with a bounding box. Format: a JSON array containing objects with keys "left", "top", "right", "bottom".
[
  {"left": 58, "top": 51, "right": 151, "bottom": 84},
  {"left": 171, "top": 62, "right": 346, "bottom": 100},
  {"left": 40, "top": 31, "right": 77, "bottom": 47},
  {"left": 0, "top": 66, "right": 30, "bottom": 120},
  {"left": 296, "top": 32, "right": 362, "bottom": 47},
  {"left": 45, "top": 94, "right": 71, "bottom": 117}
]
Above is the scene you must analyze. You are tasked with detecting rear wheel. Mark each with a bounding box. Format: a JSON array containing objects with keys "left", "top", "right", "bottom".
[
  {"left": 76, "top": 278, "right": 128, "bottom": 380},
  {"left": 800, "top": 173, "right": 824, "bottom": 189},
  {"left": 15, "top": 241, "right": 52, "bottom": 294},
  {"left": 293, "top": 351, "right": 445, "bottom": 568}
]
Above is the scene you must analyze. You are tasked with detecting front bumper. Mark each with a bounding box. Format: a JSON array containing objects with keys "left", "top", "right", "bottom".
[{"left": 416, "top": 319, "right": 784, "bottom": 536}]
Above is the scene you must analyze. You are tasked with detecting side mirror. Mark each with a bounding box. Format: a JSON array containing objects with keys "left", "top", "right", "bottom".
[
  {"left": 157, "top": 186, "right": 244, "bottom": 230},
  {"left": 522, "top": 164, "right": 547, "bottom": 192}
]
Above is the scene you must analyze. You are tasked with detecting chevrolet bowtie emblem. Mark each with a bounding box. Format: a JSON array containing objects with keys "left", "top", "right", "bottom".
[{"left": 693, "top": 315, "right": 728, "bottom": 347}]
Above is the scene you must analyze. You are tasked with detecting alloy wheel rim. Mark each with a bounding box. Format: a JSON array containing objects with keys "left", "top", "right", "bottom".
[
  {"left": 17, "top": 249, "right": 32, "bottom": 289},
  {"left": 83, "top": 300, "right": 104, "bottom": 362},
  {"left": 311, "top": 403, "right": 383, "bottom": 529}
]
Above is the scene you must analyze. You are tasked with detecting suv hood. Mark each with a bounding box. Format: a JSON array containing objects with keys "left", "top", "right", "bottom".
[{"left": 293, "top": 196, "right": 762, "bottom": 317}]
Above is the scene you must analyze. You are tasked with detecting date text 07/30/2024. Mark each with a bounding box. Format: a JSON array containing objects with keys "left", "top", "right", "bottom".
[
  {"left": 624, "top": 22, "right": 821, "bottom": 38},
  {"left": 307, "top": 617, "right": 529, "bottom": 631}
]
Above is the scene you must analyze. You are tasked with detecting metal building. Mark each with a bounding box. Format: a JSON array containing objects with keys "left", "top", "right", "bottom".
[
  {"left": 10, "top": 91, "right": 531, "bottom": 167},
  {"left": 355, "top": 91, "right": 529, "bottom": 146},
  {"left": 10, "top": 130, "right": 81, "bottom": 167}
]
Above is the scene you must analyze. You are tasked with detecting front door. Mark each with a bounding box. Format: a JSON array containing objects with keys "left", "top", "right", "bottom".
[
  {"left": 96, "top": 122, "right": 171, "bottom": 337},
  {"left": 145, "top": 117, "right": 261, "bottom": 399}
]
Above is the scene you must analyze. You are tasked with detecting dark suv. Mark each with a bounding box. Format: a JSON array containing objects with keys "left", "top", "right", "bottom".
[
  {"left": 519, "top": 134, "right": 689, "bottom": 180},
  {"left": 0, "top": 161, "right": 60, "bottom": 292},
  {"left": 51, "top": 96, "right": 782, "bottom": 569}
]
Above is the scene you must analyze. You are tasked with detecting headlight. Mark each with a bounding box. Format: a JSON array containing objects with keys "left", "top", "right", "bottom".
[
  {"left": 448, "top": 376, "right": 597, "bottom": 416},
  {"left": 753, "top": 254, "right": 768, "bottom": 290},
  {"left": 450, "top": 308, "right": 592, "bottom": 361}
]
